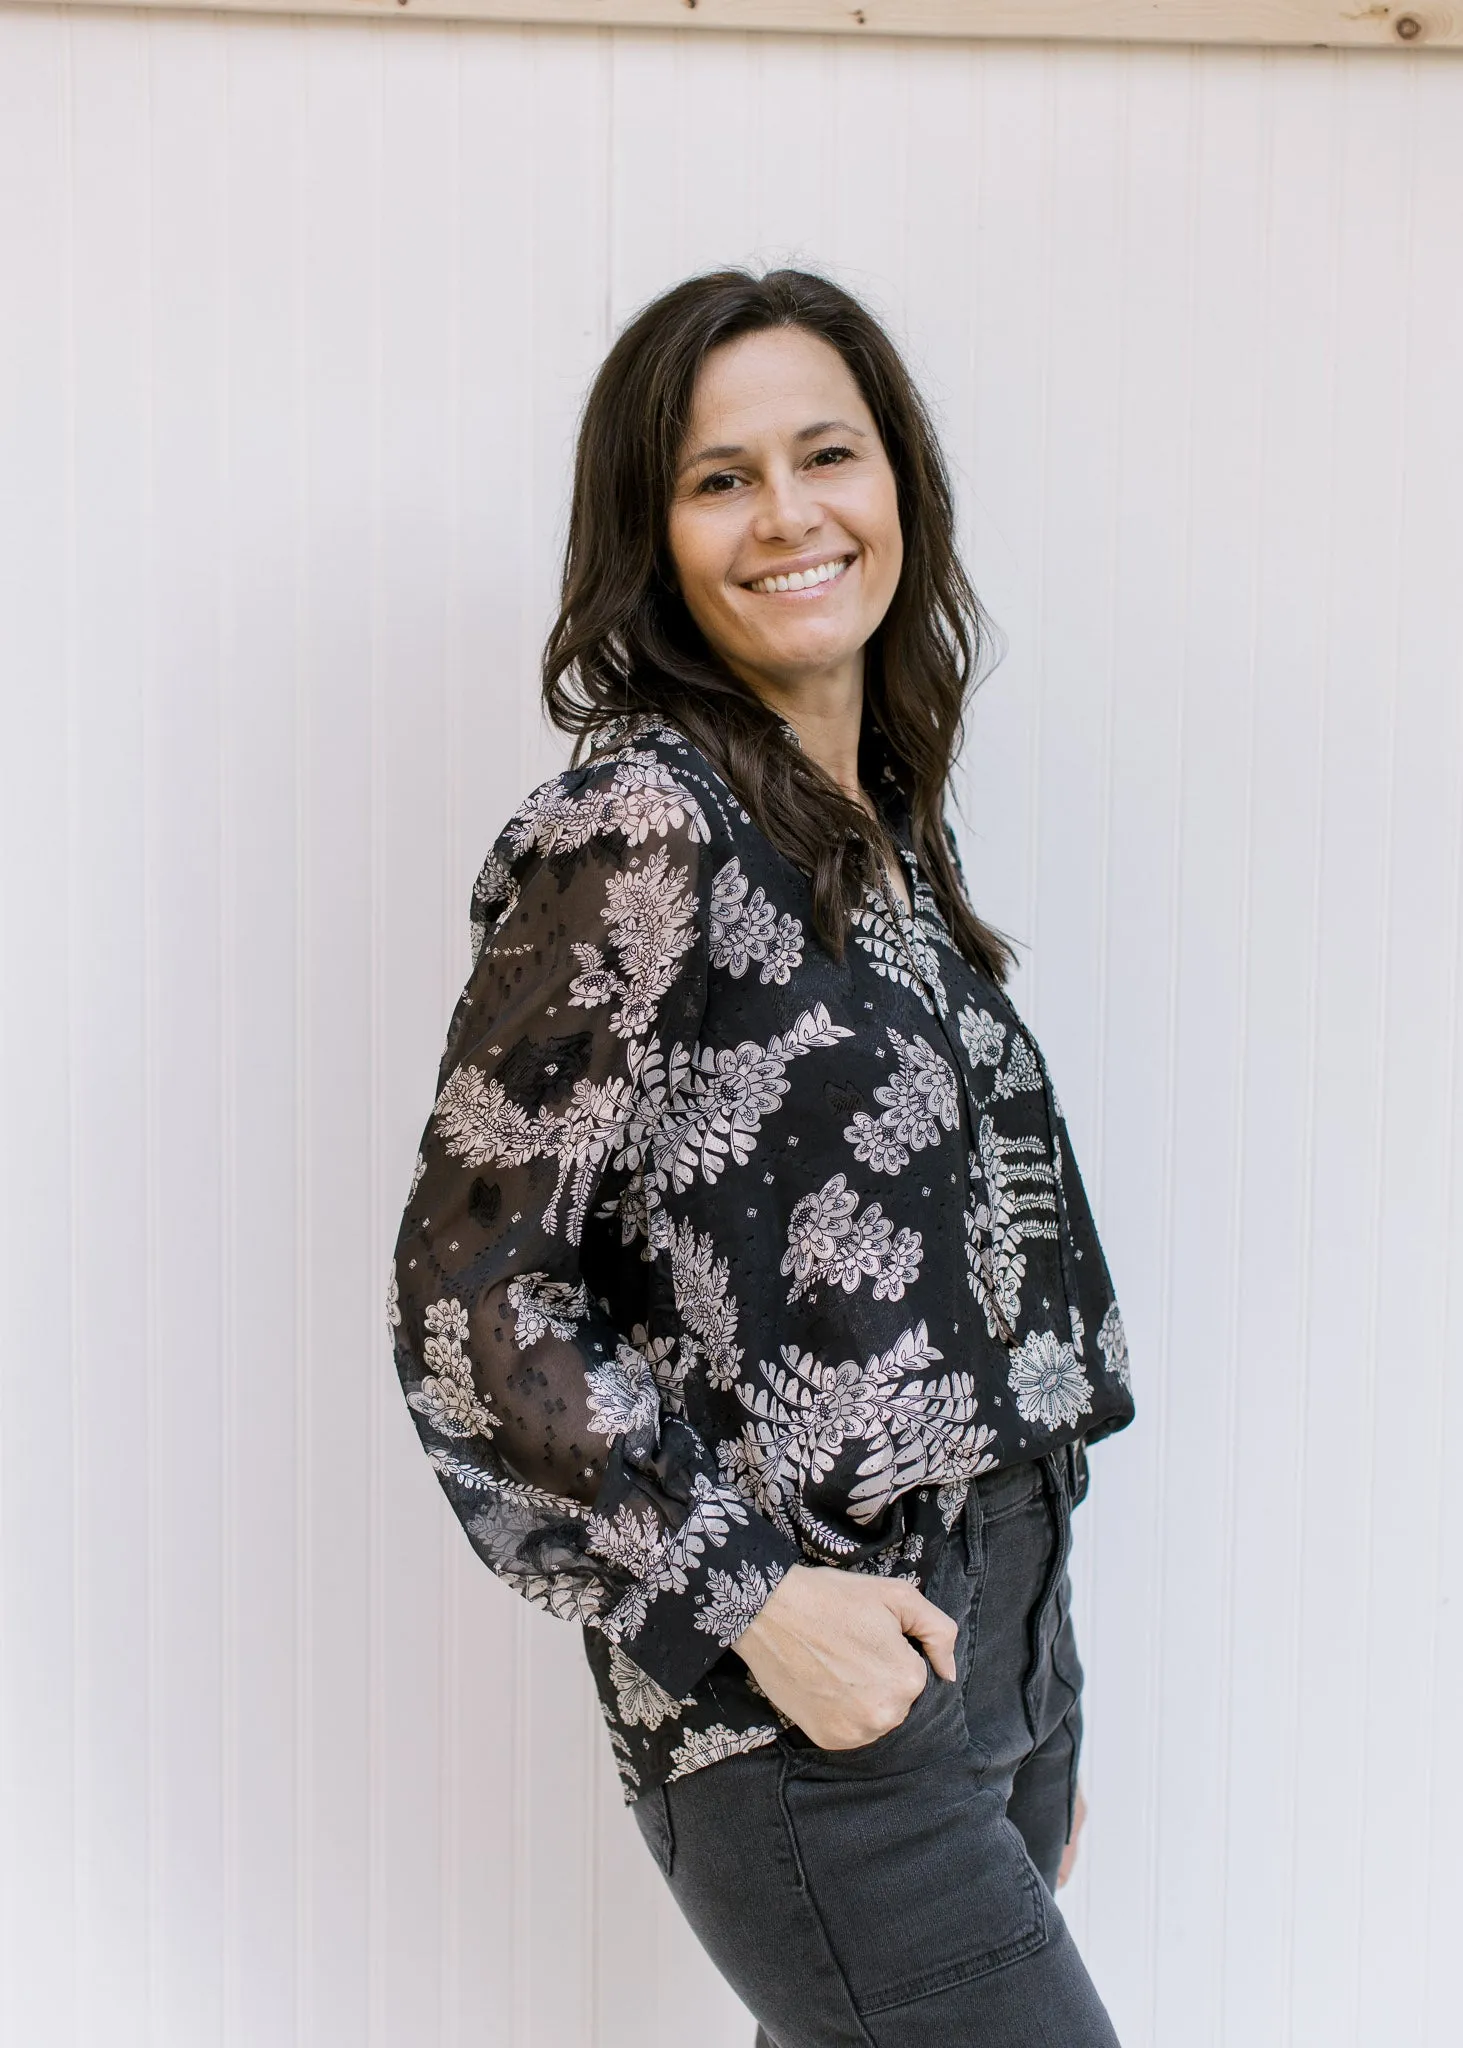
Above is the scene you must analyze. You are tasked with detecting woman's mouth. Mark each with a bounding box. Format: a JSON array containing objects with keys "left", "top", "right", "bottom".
[{"left": 744, "top": 554, "right": 854, "bottom": 597}]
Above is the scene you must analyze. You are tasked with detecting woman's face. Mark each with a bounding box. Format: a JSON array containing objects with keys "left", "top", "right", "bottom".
[{"left": 666, "top": 325, "right": 903, "bottom": 699}]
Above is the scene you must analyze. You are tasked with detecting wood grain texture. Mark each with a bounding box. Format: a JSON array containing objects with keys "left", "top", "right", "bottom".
[{"left": 24, "top": 0, "right": 1463, "bottom": 50}]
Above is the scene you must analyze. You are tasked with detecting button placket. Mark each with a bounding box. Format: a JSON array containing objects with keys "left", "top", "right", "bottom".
[{"left": 870, "top": 849, "right": 1010, "bottom": 1352}]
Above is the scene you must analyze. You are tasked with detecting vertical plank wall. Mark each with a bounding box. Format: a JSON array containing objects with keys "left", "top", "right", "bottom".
[{"left": 1, "top": 11, "right": 1460, "bottom": 2045}]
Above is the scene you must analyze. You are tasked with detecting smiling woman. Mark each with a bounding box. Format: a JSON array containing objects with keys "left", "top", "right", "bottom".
[
  {"left": 666, "top": 326, "right": 909, "bottom": 901},
  {"left": 543, "top": 269, "right": 1012, "bottom": 971},
  {"left": 389, "top": 268, "right": 1134, "bottom": 2046}
]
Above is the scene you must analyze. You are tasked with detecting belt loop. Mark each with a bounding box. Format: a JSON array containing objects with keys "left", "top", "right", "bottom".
[{"left": 961, "top": 1473, "right": 982, "bottom": 1577}]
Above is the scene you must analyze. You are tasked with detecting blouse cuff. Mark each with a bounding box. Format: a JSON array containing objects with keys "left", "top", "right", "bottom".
[{"left": 585, "top": 1415, "right": 804, "bottom": 1701}]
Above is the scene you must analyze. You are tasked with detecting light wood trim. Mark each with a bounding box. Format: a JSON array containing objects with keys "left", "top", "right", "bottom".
[{"left": 31, "top": 0, "right": 1463, "bottom": 50}]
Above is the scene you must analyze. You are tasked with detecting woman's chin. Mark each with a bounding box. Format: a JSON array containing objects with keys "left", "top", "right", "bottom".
[{"left": 737, "top": 628, "right": 866, "bottom": 688}]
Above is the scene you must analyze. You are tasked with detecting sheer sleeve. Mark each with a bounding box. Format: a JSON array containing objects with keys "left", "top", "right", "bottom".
[{"left": 388, "top": 753, "right": 802, "bottom": 1699}]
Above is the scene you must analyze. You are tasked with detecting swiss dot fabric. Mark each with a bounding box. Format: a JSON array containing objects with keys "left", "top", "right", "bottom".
[{"left": 388, "top": 714, "right": 1134, "bottom": 1802}]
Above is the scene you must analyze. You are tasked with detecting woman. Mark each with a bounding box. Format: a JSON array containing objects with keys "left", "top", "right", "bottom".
[{"left": 389, "top": 268, "right": 1134, "bottom": 2046}]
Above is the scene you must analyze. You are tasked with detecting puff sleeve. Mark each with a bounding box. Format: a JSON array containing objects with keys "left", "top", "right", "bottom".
[{"left": 388, "top": 752, "right": 802, "bottom": 1699}]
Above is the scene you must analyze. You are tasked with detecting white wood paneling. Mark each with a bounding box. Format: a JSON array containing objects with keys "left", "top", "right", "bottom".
[{"left": 2, "top": 12, "right": 1460, "bottom": 2047}]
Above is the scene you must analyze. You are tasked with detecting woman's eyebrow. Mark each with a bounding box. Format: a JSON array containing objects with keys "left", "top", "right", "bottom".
[{"left": 680, "top": 419, "right": 869, "bottom": 471}]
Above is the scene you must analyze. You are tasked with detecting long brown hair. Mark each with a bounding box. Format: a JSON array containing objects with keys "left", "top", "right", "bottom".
[{"left": 542, "top": 267, "right": 1014, "bottom": 982}]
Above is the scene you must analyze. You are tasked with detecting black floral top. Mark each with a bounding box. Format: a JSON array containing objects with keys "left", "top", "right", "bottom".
[{"left": 388, "top": 714, "right": 1134, "bottom": 1803}]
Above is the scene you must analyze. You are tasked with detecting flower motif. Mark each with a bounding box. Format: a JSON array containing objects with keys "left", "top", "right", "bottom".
[
  {"left": 780, "top": 1173, "right": 924, "bottom": 1304},
  {"left": 782, "top": 1174, "right": 860, "bottom": 1289},
  {"left": 585, "top": 1341, "right": 663, "bottom": 1446},
  {"left": 1006, "top": 1329, "right": 1093, "bottom": 1433},
  {"left": 709, "top": 856, "right": 805, "bottom": 985},
  {"left": 843, "top": 1029, "right": 959, "bottom": 1176},
  {"left": 407, "top": 1297, "right": 499, "bottom": 1441},
  {"left": 1097, "top": 1302, "right": 1131, "bottom": 1388},
  {"left": 958, "top": 1004, "right": 1006, "bottom": 1069},
  {"left": 506, "top": 1272, "right": 591, "bottom": 1349}
]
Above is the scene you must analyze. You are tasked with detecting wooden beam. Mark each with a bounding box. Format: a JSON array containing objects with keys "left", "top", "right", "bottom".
[{"left": 31, "top": 0, "right": 1463, "bottom": 50}]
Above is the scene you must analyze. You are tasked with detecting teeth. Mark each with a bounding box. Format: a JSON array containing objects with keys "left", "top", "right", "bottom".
[{"left": 752, "top": 557, "right": 849, "bottom": 595}]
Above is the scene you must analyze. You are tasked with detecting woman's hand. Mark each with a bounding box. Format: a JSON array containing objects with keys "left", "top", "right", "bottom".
[
  {"left": 1057, "top": 1781, "right": 1087, "bottom": 1888},
  {"left": 733, "top": 1562, "right": 959, "bottom": 1749}
]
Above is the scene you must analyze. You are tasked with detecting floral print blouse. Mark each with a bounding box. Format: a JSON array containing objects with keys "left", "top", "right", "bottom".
[{"left": 388, "top": 714, "right": 1134, "bottom": 1803}]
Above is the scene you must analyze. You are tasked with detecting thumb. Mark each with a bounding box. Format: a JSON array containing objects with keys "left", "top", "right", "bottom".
[{"left": 882, "top": 1580, "right": 959, "bottom": 1681}]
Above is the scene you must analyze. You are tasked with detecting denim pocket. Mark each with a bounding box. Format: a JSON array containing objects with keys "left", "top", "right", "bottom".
[
  {"left": 778, "top": 1731, "right": 1047, "bottom": 2014},
  {"left": 777, "top": 1653, "right": 938, "bottom": 1763},
  {"left": 1050, "top": 1571, "right": 1086, "bottom": 1710},
  {"left": 631, "top": 1782, "right": 675, "bottom": 1880}
]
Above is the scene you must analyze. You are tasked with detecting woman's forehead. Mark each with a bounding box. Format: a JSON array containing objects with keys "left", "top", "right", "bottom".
[{"left": 682, "top": 327, "right": 872, "bottom": 447}]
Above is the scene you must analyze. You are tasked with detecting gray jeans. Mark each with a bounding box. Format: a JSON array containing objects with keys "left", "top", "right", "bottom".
[{"left": 631, "top": 1450, "right": 1120, "bottom": 2047}]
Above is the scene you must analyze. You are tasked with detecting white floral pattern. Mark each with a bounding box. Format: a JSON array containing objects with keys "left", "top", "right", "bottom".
[
  {"left": 608, "top": 1645, "right": 695, "bottom": 1729},
  {"left": 958, "top": 1004, "right": 1006, "bottom": 1070},
  {"left": 406, "top": 1297, "right": 500, "bottom": 1441},
  {"left": 709, "top": 856, "right": 804, "bottom": 984},
  {"left": 963, "top": 1114, "right": 1060, "bottom": 1342},
  {"left": 693, "top": 1558, "right": 789, "bottom": 1646},
  {"left": 1097, "top": 1301, "right": 1131, "bottom": 1388},
  {"left": 843, "top": 1028, "right": 960, "bottom": 1174},
  {"left": 666, "top": 1722, "right": 780, "bottom": 1783},
  {"left": 780, "top": 1172, "right": 924, "bottom": 1303},
  {"left": 1007, "top": 1329, "right": 1094, "bottom": 1432},
  {"left": 390, "top": 716, "right": 1131, "bottom": 1808},
  {"left": 506, "top": 1271, "right": 591, "bottom": 1348}
]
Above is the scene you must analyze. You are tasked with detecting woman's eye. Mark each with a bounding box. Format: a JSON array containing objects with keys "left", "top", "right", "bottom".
[
  {"left": 697, "top": 471, "right": 741, "bottom": 495},
  {"left": 808, "top": 445, "right": 855, "bottom": 469}
]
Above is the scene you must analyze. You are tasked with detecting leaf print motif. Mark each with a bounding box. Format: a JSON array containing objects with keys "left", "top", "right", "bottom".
[
  {"left": 607, "top": 1645, "right": 695, "bottom": 1729},
  {"left": 506, "top": 752, "right": 710, "bottom": 860},
  {"left": 992, "top": 1033, "right": 1043, "bottom": 1100},
  {"left": 407, "top": 1297, "right": 500, "bottom": 1441},
  {"left": 472, "top": 848, "right": 513, "bottom": 912},
  {"left": 665, "top": 1216, "right": 744, "bottom": 1391},
  {"left": 1097, "top": 1301, "right": 1131, "bottom": 1388},
  {"left": 433, "top": 1063, "right": 638, "bottom": 1245},
  {"left": 692, "top": 1559, "right": 788, "bottom": 1647},
  {"left": 624, "top": 1321, "right": 689, "bottom": 1414},
  {"left": 653, "top": 1004, "right": 854, "bottom": 1192},
  {"left": 850, "top": 894, "right": 949, "bottom": 1018},
  {"left": 506, "top": 1271, "right": 591, "bottom": 1349},
  {"left": 665, "top": 1722, "right": 779, "bottom": 1783},
  {"left": 385, "top": 1265, "right": 401, "bottom": 1330},
  {"left": 733, "top": 1321, "right": 995, "bottom": 1536},
  {"left": 390, "top": 715, "right": 1135, "bottom": 1810},
  {"left": 958, "top": 1004, "right": 1006, "bottom": 1070},
  {"left": 1007, "top": 1329, "right": 1094, "bottom": 1431},
  {"left": 708, "top": 856, "right": 805, "bottom": 984},
  {"left": 845, "top": 1326, "right": 1000, "bottom": 1523},
  {"left": 469, "top": 850, "right": 516, "bottom": 963},
  {"left": 734, "top": 1346, "right": 880, "bottom": 1539},
  {"left": 567, "top": 842, "right": 699, "bottom": 1040},
  {"left": 843, "top": 1027, "right": 960, "bottom": 1175},
  {"left": 432, "top": 1066, "right": 540, "bottom": 1166},
  {"left": 444, "top": 1459, "right": 607, "bottom": 1622},
  {"left": 780, "top": 1172, "right": 924, "bottom": 1303},
  {"left": 605, "top": 1724, "right": 641, "bottom": 1792},
  {"left": 591, "top": 1472, "right": 753, "bottom": 1645},
  {"left": 963, "top": 1113, "right": 1059, "bottom": 1340}
]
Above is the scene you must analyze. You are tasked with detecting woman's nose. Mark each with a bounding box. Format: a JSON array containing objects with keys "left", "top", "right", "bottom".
[{"left": 752, "top": 473, "right": 818, "bottom": 545}]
